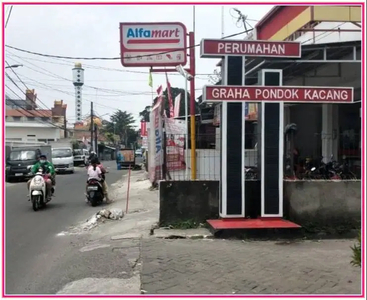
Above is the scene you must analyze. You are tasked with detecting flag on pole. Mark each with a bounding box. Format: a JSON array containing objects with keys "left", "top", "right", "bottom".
[
  {"left": 148, "top": 71, "right": 153, "bottom": 87},
  {"left": 165, "top": 72, "right": 174, "bottom": 118}
]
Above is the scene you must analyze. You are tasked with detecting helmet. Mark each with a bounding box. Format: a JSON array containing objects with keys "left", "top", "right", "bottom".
[{"left": 285, "top": 123, "right": 298, "bottom": 135}]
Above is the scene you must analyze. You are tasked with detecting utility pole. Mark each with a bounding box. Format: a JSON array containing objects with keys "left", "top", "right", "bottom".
[
  {"left": 90, "top": 102, "right": 94, "bottom": 152},
  {"left": 94, "top": 124, "right": 98, "bottom": 157},
  {"left": 64, "top": 116, "right": 67, "bottom": 138}
]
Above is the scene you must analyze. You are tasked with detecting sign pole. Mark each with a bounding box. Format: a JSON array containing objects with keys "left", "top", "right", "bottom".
[{"left": 189, "top": 32, "right": 197, "bottom": 180}]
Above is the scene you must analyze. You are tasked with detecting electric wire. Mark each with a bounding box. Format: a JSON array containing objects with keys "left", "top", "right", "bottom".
[
  {"left": 5, "top": 5, "right": 13, "bottom": 28},
  {"left": 5, "top": 29, "right": 253, "bottom": 60}
]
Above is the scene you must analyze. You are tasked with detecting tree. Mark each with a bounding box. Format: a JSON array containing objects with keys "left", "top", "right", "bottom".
[
  {"left": 104, "top": 110, "right": 136, "bottom": 146},
  {"left": 139, "top": 105, "right": 151, "bottom": 122},
  {"left": 150, "top": 87, "right": 200, "bottom": 117}
]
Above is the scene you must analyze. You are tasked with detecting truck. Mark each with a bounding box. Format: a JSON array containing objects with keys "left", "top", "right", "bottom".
[
  {"left": 5, "top": 145, "right": 52, "bottom": 182},
  {"left": 49, "top": 140, "right": 74, "bottom": 174}
]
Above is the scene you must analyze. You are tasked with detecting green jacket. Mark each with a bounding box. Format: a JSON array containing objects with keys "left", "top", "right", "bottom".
[{"left": 31, "top": 161, "right": 55, "bottom": 175}]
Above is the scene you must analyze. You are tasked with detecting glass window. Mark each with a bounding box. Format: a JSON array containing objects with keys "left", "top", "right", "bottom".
[
  {"left": 9, "top": 150, "right": 37, "bottom": 161},
  {"left": 52, "top": 148, "right": 73, "bottom": 158}
]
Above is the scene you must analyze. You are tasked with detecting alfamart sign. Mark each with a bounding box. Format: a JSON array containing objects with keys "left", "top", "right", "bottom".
[
  {"left": 203, "top": 86, "right": 354, "bottom": 103},
  {"left": 120, "top": 22, "right": 187, "bottom": 67}
]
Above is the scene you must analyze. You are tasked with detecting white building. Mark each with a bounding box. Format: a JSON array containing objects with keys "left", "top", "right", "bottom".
[{"left": 6, "top": 122, "right": 61, "bottom": 143}]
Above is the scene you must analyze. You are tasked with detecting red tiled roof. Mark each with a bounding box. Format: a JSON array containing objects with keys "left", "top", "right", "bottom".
[{"left": 6, "top": 109, "right": 52, "bottom": 117}]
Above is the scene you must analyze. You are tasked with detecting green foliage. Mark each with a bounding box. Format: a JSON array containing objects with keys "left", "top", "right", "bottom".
[
  {"left": 71, "top": 140, "right": 82, "bottom": 150},
  {"left": 103, "top": 110, "right": 138, "bottom": 146},
  {"left": 139, "top": 106, "right": 151, "bottom": 122},
  {"left": 350, "top": 230, "right": 361, "bottom": 267}
]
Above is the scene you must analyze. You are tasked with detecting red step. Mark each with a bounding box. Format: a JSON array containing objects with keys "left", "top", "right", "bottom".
[{"left": 207, "top": 217, "right": 301, "bottom": 230}]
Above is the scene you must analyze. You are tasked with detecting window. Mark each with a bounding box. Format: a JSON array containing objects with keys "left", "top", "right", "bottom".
[
  {"left": 13, "top": 117, "right": 21, "bottom": 121},
  {"left": 41, "top": 117, "right": 50, "bottom": 122},
  {"left": 27, "top": 117, "right": 35, "bottom": 121},
  {"left": 9, "top": 150, "right": 37, "bottom": 161},
  {"left": 52, "top": 148, "right": 73, "bottom": 158},
  {"left": 27, "top": 134, "right": 36, "bottom": 137}
]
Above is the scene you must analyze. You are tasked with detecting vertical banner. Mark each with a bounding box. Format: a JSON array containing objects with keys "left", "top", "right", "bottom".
[
  {"left": 140, "top": 121, "right": 148, "bottom": 137},
  {"left": 166, "top": 73, "right": 174, "bottom": 118},
  {"left": 165, "top": 117, "right": 186, "bottom": 171},
  {"left": 148, "top": 86, "right": 164, "bottom": 183},
  {"left": 174, "top": 93, "right": 181, "bottom": 117}
]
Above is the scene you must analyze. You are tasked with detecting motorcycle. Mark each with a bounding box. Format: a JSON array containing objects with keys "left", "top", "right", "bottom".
[
  {"left": 86, "top": 179, "right": 104, "bottom": 207},
  {"left": 28, "top": 168, "right": 53, "bottom": 211}
]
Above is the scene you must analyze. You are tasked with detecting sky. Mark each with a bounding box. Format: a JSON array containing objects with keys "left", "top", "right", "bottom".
[{"left": 4, "top": 4, "right": 273, "bottom": 127}]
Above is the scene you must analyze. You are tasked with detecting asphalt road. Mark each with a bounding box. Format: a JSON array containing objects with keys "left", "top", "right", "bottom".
[{"left": 5, "top": 161, "right": 128, "bottom": 295}]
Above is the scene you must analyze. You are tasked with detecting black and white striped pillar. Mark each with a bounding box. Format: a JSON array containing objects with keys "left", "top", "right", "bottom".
[
  {"left": 219, "top": 56, "right": 246, "bottom": 217},
  {"left": 257, "top": 69, "right": 284, "bottom": 217}
]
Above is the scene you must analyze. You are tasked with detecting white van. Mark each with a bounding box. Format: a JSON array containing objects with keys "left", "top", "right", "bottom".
[
  {"left": 73, "top": 149, "right": 89, "bottom": 166},
  {"left": 52, "top": 147, "right": 74, "bottom": 174}
]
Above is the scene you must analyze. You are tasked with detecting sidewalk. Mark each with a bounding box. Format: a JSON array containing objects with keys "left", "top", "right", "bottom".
[
  {"left": 56, "top": 171, "right": 361, "bottom": 295},
  {"left": 140, "top": 238, "right": 361, "bottom": 295}
]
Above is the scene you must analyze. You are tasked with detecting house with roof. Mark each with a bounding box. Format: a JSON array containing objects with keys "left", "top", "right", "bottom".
[{"left": 5, "top": 89, "right": 68, "bottom": 143}]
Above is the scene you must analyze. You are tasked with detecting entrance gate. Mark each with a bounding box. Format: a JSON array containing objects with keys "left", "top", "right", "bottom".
[{"left": 200, "top": 39, "right": 354, "bottom": 229}]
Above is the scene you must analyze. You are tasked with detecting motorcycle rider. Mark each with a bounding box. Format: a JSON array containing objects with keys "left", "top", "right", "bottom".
[
  {"left": 86, "top": 158, "right": 112, "bottom": 203},
  {"left": 96, "top": 158, "right": 112, "bottom": 203},
  {"left": 88, "top": 151, "right": 98, "bottom": 164},
  {"left": 27, "top": 154, "right": 55, "bottom": 201}
]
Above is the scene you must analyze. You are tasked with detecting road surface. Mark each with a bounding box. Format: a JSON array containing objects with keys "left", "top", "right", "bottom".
[{"left": 5, "top": 161, "right": 127, "bottom": 294}]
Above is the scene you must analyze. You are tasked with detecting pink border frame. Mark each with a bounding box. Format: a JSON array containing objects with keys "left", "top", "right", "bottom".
[{"left": 2, "top": 1, "right": 365, "bottom": 298}]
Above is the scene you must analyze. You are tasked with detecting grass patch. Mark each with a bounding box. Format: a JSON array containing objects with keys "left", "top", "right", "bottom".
[{"left": 350, "top": 230, "right": 361, "bottom": 267}]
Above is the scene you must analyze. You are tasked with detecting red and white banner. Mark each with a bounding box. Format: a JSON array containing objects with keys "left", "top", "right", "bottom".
[
  {"left": 166, "top": 73, "right": 174, "bottom": 118},
  {"left": 203, "top": 86, "right": 354, "bottom": 103},
  {"left": 148, "top": 86, "right": 164, "bottom": 183},
  {"left": 174, "top": 93, "right": 181, "bottom": 117},
  {"left": 165, "top": 117, "right": 186, "bottom": 171},
  {"left": 140, "top": 121, "right": 148, "bottom": 137}
]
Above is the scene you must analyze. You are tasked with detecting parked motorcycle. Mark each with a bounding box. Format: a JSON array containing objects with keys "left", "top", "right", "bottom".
[
  {"left": 335, "top": 156, "right": 357, "bottom": 179},
  {"left": 86, "top": 179, "right": 104, "bottom": 207},
  {"left": 245, "top": 167, "right": 258, "bottom": 180},
  {"left": 28, "top": 168, "right": 53, "bottom": 211}
]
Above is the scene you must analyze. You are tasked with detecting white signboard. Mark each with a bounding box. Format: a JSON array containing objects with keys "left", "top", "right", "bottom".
[{"left": 120, "top": 22, "right": 187, "bottom": 67}]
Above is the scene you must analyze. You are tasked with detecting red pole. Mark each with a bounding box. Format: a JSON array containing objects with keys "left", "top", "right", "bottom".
[
  {"left": 189, "top": 31, "right": 196, "bottom": 180},
  {"left": 125, "top": 165, "right": 131, "bottom": 214}
]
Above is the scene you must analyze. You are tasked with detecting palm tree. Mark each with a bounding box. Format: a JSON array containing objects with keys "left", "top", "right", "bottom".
[{"left": 105, "top": 110, "right": 136, "bottom": 146}]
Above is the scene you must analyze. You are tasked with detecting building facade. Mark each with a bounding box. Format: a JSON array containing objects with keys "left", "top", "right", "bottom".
[{"left": 5, "top": 89, "right": 68, "bottom": 143}]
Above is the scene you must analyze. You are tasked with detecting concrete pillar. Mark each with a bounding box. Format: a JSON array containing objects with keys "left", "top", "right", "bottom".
[
  {"left": 332, "top": 105, "right": 339, "bottom": 161},
  {"left": 321, "top": 104, "right": 339, "bottom": 163},
  {"left": 284, "top": 105, "right": 291, "bottom": 125}
]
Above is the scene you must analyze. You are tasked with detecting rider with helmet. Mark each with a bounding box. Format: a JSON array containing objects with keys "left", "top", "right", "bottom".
[{"left": 27, "top": 154, "right": 56, "bottom": 201}]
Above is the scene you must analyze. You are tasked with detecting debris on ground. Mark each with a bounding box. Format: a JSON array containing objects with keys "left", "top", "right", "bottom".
[{"left": 97, "top": 208, "right": 124, "bottom": 221}]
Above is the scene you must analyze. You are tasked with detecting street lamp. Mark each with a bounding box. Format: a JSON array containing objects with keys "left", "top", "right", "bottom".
[
  {"left": 5, "top": 64, "right": 23, "bottom": 69},
  {"left": 175, "top": 65, "right": 193, "bottom": 180}
]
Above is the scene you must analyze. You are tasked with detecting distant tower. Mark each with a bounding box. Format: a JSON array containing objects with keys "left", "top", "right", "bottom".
[{"left": 72, "top": 63, "right": 84, "bottom": 123}]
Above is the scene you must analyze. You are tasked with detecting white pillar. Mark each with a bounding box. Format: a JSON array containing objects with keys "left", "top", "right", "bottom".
[
  {"left": 332, "top": 104, "right": 339, "bottom": 161},
  {"left": 321, "top": 104, "right": 337, "bottom": 163}
]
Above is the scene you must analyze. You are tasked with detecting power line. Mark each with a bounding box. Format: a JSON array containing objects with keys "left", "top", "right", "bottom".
[
  {"left": 5, "top": 6, "right": 13, "bottom": 29},
  {"left": 6, "top": 55, "right": 210, "bottom": 99},
  {"left": 5, "top": 84, "right": 71, "bottom": 132},
  {"left": 5, "top": 61, "right": 54, "bottom": 113},
  {"left": 5, "top": 29, "right": 252, "bottom": 61},
  {"left": 5, "top": 73, "right": 54, "bottom": 121},
  {"left": 5, "top": 50, "right": 215, "bottom": 78}
]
